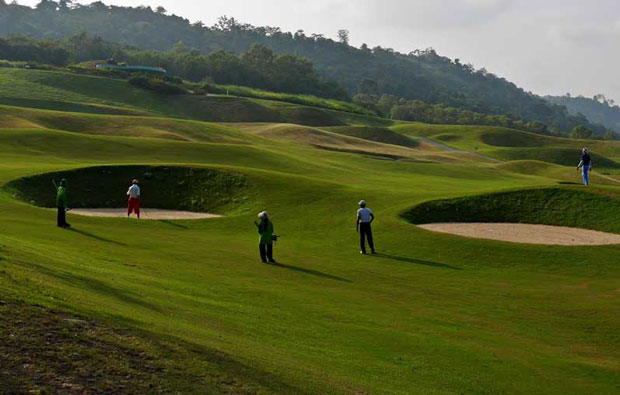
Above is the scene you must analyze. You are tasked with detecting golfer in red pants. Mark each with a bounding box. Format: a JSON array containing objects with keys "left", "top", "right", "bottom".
[{"left": 127, "top": 179, "right": 141, "bottom": 218}]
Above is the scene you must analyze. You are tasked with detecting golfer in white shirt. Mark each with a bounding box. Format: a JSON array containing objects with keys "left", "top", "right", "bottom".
[{"left": 356, "top": 200, "right": 376, "bottom": 254}]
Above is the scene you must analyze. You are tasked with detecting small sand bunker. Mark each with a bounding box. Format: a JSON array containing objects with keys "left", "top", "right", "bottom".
[
  {"left": 69, "top": 208, "right": 221, "bottom": 220},
  {"left": 418, "top": 223, "right": 620, "bottom": 246}
]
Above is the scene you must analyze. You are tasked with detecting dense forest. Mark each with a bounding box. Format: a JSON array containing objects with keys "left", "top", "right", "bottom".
[
  {"left": 0, "top": 1, "right": 616, "bottom": 138},
  {"left": 0, "top": 34, "right": 349, "bottom": 100},
  {"left": 546, "top": 94, "right": 620, "bottom": 137}
]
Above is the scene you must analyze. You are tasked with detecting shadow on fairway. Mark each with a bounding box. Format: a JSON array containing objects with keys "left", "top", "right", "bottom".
[
  {"left": 158, "top": 220, "right": 189, "bottom": 229},
  {"left": 24, "top": 262, "right": 163, "bottom": 313},
  {"left": 374, "top": 253, "right": 461, "bottom": 270},
  {"left": 270, "top": 262, "right": 352, "bottom": 283},
  {"left": 68, "top": 228, "right": 127, "bottom": 246}
]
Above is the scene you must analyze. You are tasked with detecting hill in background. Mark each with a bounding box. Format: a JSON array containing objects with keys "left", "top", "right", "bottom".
[
  {"left": 546, "top": 94, "right": 620, "bottom": 136},
  {"left": 0, "top": 0, "right": 614, "bottom": 137}
]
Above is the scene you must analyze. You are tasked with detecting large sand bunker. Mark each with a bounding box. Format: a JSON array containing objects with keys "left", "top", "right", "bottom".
[
  {"left": 69, "top": 208, "right": 221, "bottom": 220},
  {"left": 419, "top": 223, "right": 620, "bottom": 246}
]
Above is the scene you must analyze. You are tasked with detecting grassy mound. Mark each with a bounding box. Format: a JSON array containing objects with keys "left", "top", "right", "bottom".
[
  {"left": 5, "top": 166, "right": 254, "bottom": 215},
  {"left": 435, "top": 133, "right": 463, "bottom": 142},
  {"left": 492, "top": 148, "right": 620, "bottom": 168},
  {"left": 480, "top": 129, "right": 554, "bottom": 147},
  {"left": 0, "top": 68, "right": 379, "bottom": 126},
  {"left": 493, "top": 160, "right": 562, "bottom": 175},
  {"left": 323, "top": 126, "right": 420, "bottom": 148},
  {"left": 0, "top": 105, "right": 250, "bottom": 144},
  {"left": 403, "top": 187, "right": 620, "bottom": 233}
]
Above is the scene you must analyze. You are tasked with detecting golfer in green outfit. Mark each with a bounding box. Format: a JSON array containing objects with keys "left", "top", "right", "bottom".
[
  {"left": 254, "top": 211, "right": 275, "bottom": 263},
  {"left": 56, "top": 178, "right": 70, "bottom": 228}
]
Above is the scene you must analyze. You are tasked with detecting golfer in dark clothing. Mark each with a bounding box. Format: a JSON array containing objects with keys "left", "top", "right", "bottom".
[
  {"left": 254, "top": 211, "right": 276, "bottom": 263},
  {"left": 577, "top": 147, "right": 593, "bottom": 186},
  {"left": 56, "top": 179, "right": 70, "bottom": 228},
  {"left": 356, "top": 200, "right": 375, "bottom": 254}
]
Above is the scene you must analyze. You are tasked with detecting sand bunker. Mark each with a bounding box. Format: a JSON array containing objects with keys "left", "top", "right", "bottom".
[
  {"left": 418, "top": 223, "right": 620, "bottom": 246},
  {"left": 68, "top": 208, "right": 221, "bottom": 220}
]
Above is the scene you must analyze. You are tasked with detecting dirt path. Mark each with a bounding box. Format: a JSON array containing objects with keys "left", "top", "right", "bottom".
[
  {"left": 419, "top": 222, "right": 620, "bottom": 246},
  {"left": 68, "top": 208, "right": 221, "bottom": 220}
]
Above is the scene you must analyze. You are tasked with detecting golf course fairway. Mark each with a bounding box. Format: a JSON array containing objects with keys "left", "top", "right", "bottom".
[{"left": 0, "top": 68, "right": 619, "bottom": 394}]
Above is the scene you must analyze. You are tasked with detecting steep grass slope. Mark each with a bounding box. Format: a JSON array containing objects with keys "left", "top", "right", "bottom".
[{"left": 6, "top": 165, "right": 254, "bottom": 215}]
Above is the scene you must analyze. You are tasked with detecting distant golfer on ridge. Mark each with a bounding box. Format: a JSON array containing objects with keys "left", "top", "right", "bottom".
[
  {"left": 356, "top": 200, "right": 375, "bottom": 255},
  {"left": 576, "top": 147, "right": 592, "bottom": 186},
  {"left": 127, "top": 179, "right": 141, "bottom": 218},
  {"left": 255, "top": 211, "right": 276, "bottom": 263}
]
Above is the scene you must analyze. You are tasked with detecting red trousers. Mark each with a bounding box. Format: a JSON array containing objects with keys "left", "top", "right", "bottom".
[{"left": 127, "top": 197, "right": 140, "bottom": 217}]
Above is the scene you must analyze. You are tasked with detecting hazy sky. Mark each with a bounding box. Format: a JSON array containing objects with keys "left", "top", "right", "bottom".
[{"left": 19, "top": 0, "right": 620, "bottom": 101}]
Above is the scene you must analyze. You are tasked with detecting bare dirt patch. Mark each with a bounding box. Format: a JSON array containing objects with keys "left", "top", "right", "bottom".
[
  {"left": 68, "top": 208, "right": 221, "bottom": 220},
  {"left": 418, "top": 223, "right": 620, "bottom": 246},
  {"left": 0, "top": 299, "right": 279, "bottom": 393}
]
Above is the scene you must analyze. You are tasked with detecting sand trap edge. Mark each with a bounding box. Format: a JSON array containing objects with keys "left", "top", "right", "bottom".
[
  {"left": 62, "top": 208, "right": 222, "bottom": 220},
  {"left": 418, "top": 222, "right": 620, "bottom": 246}
]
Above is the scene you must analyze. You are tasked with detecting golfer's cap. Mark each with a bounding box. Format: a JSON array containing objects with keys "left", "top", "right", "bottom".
[
  {"left": 359, "top": 200, "right": 366, "bottom": 206},
  {"left": 583, "top": 147, "right": 589, "bottom": 152},
  {"left": 258, "top": 211, "right": 269, "bottom": 218},
  {"left": 132, "top": 179, "right": 139, "bottom": 184}
]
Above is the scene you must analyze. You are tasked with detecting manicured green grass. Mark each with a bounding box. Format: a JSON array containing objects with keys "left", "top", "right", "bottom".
[
  {"left": 0, "top": 68, "right": 619, "bottom": 394},
  {"left": 322, "top": 126, "right": 420, "bottom": 148},
  {"left": 207, "top": 84, "right": 374, "bottom": 116},
  {"left": 490, "top": 147, "right": 620, "bottom": 168},
  {"left": 0, "top": 68, "right": 387, "bottom": 127},
  {"left": 393, "top": 123, "right": 620, "bottom": 167}
]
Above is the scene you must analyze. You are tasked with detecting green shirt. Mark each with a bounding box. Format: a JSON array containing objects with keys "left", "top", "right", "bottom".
[
  {"left": 256, "top": 219, "right": 274, "bottom": 244},
  {"left": 56, "top": 186, "right": 68, "bottom": 208}
]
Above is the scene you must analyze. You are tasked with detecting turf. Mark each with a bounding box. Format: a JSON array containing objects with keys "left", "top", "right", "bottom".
[
  {"left": 0, "top": 68, "right": 386, "bottom": 127},
  {"left": 0, "top": 67, "right": 619, "bottom": 394},
  {"left": 322, "top": 126, "right": 420, "bottom": 148},
  {"left": 393, "top": 123, "right": 620, "bottom": 167}
]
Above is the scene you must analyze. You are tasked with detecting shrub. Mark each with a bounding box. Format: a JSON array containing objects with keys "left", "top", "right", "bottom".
[
  {"left": 0, "top": 59, "right": 16, "bottom": 68},
  {"left": 200, "top": 81, "right": 227, "bottom": 95},
  {"left": 129, "top": 75, "right": 186, "bottom": 95}
]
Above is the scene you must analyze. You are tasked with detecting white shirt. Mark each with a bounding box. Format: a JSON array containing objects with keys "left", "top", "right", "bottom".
[
  {"left": 357, "top": 207, "right": 373, "bottom": 223},
  {"left": 127, "top": 184, "right": 140, "bottom": 198}
]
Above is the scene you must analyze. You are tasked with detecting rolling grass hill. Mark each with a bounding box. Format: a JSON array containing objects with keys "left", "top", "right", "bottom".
[
  {"left": 0, "top": 67, "right": 619, "bottom": 394},
  {"left": 0, "top": 68, "right": 393, "bottom": 127},
  {"left": 393, "top": 123, "right": 620, "bottom": 167}
]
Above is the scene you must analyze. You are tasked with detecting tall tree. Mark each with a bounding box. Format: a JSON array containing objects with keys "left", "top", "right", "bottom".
[
  {"left": 337, "top": 29, "right": 349, "bottom": 45},
  {"left": 570, "top": 125, "right": 593, "bottom": 139}
]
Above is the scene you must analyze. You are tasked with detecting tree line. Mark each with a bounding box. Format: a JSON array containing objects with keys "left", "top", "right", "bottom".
[
  {"left": 0, "top": 33, "right": 615, "bottom": 139},
  {"left": 353, "top": 94, "right": 617, "bottom": 139},
  {"left": 0, "top": 1, "right": 612, "bottom": 136},
  {"left": 0, "top": 34, "right": 348, "bottom": 100},
  {"left": 0, "top": 1, "right": 616, "bottom": 139},
  {"left": 546, "top": 94, "right": 620, "bottom": 137}
]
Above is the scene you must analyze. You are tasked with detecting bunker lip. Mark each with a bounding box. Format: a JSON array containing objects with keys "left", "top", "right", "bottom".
[
  {"left": 64, "top": 208, "right": 221, "bottom": 220},
  {"left": 418, "top": 222, "right": 620, "bottom": 246}
]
